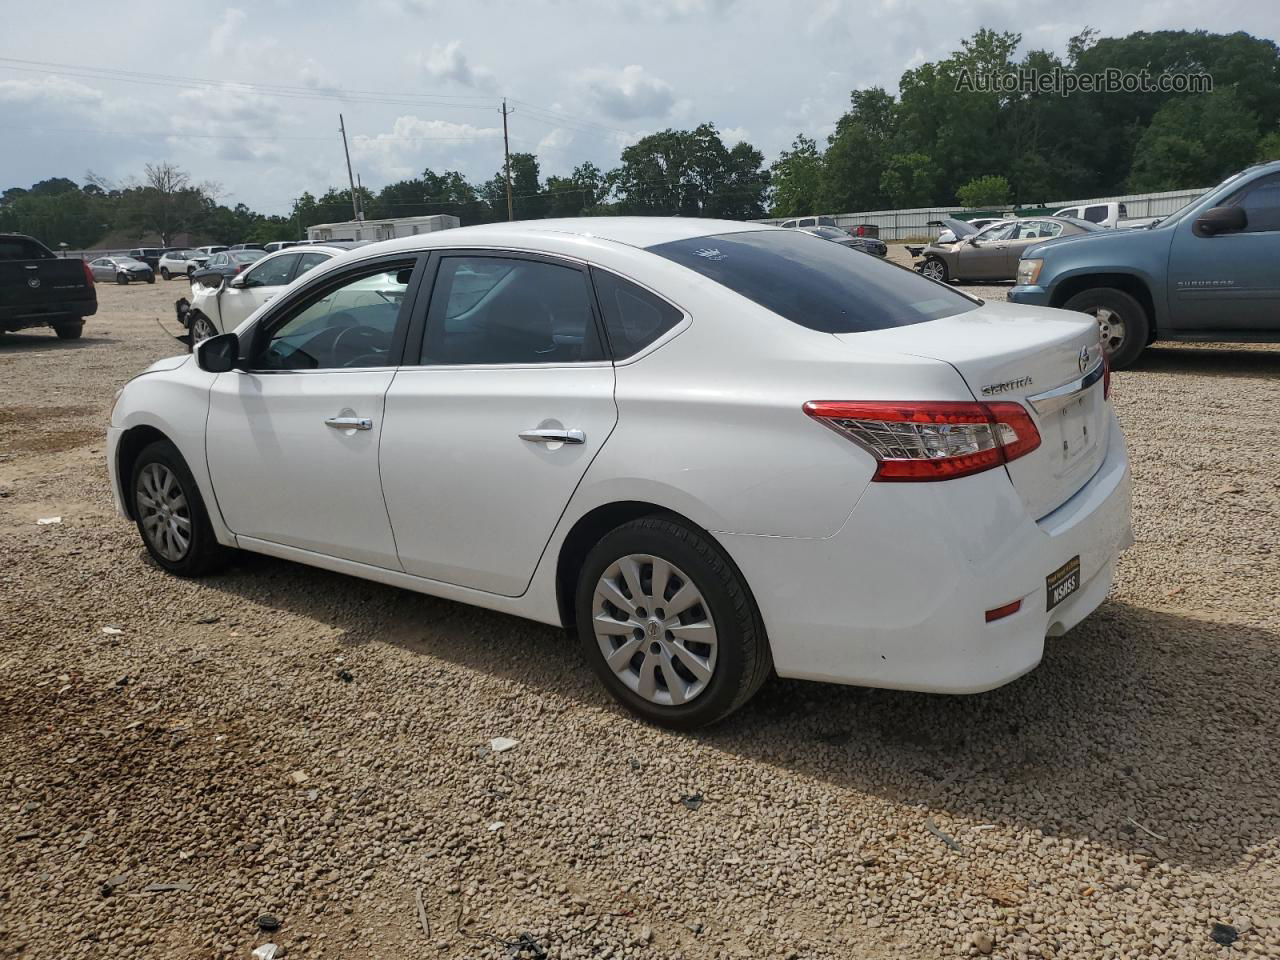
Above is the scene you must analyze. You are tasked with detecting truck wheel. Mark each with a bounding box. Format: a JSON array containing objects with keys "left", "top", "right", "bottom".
[
  {"left": 576, "top": 516, "right": 772, "bottom": 729},
  {"left": 130, "top": 440, "right": 230, "bottom": 577},
  {"left": 161, "top": 267, "right": 171, "bottom": 280},
  {"left": 921, "top": 256, "right": 949, "bottom": 282},
  {"left": 116, "top": 273, "right": 129, "bottom": 285},
  {"left": 52, "top": 321, "right": 84, "bottom": 340},
  {"left": 1063, "top": 287, "right": 1150, "bottom": 369}
]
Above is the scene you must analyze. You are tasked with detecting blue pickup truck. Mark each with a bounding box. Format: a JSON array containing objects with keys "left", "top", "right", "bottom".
[{"left": 1010, "top": 160, "right": 1280, "bottom": 367}]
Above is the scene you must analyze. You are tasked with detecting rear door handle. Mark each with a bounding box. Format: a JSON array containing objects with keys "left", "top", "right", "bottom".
[
  {"left": 519, "top": 428, "right": 585, "bottom": 444},
  {"left": 326, "top": 416, "right": 373, "bottom": 431}
]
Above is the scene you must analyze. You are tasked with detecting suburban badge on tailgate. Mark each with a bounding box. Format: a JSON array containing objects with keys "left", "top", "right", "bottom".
[{"left": 981, "top": 376, "right": 1033, "bottom": 396}]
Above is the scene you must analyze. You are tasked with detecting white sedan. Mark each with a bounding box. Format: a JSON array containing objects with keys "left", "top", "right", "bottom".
[
  {"left": 108, "top": 218, "right": 1132, "bottom": 728},
  {"left": 183, "top": 245, "right": 343, "bottom": 343}
]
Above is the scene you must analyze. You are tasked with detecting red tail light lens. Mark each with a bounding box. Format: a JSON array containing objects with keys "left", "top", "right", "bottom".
[
  {"left": 81, "top": 259, "right": 94, "bottom": 286},
  {"left": 803, "top": 400, "right": 1041, "bottom": 482}
]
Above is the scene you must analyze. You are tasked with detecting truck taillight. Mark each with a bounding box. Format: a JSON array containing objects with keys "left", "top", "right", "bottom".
[
  {"left": 803, "top": 400, "right": 1041, "bottom": 482},
  {"left": 81, "top": 259, "right": 93, "bottom": 286}
]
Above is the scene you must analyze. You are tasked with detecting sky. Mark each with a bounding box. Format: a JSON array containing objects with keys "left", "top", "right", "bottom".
[{"left": 2, "top": 0, "right": 1278, "bottom": 216}]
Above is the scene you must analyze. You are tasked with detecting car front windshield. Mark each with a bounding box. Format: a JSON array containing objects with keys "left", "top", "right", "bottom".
[{"left": 648, "top": 229, "right": 978, "bottom": 334}]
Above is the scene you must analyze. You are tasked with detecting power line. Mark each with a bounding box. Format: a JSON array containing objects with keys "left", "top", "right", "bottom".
[{"left": 2, "top": 126, "right": 522, "bottom": 144}]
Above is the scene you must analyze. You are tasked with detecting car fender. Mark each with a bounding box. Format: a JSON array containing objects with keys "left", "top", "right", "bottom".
[{"left": 110, "top": 363, "right": 234, "bottom": 546}]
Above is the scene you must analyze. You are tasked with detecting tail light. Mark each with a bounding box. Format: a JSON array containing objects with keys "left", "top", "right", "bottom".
[
  {"left": 1102, "top": 350, "right": 1111, "bottom": 400},
  {"left": 81, "top": 259, "right": 94, "bottom": 287},
  {"left": 803, "top": 400, "right": 1041, "bottom": 482}
]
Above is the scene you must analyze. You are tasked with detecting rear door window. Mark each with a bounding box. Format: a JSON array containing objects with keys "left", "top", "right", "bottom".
[
  {"left": 1083, "top": 205, "right": 1109, "bottom": 223},
  {"left": 591, "top": 269, "right": 683, "bottom": 358},
  {"left": 420, "top": 255, "right": 604, "bottom": 365},
  {"left": 649, "top": 230, "right": 977, "bottom": 333}
]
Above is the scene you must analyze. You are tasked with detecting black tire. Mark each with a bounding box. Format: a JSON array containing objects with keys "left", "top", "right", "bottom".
[
  {"left": 146, "top": 274, "right": 156, "bottom": 284},
  {"left": 1062, "top": 287, "right": 1150, "bottom": 369},
  {"left": 52, "top": 321, "right": 83, "bottom": 340},
  {"left": 920, "top": 256, "right": 949, "bottom": 283},
  {"left": 129, "top": 440, "right": 231, "bottom": 577},
  {"left": 161, "top": 267, "right": 171, "bottom": 280},
  {"left": 575, "top": 516, "right": 771, "bottom": 729},
  {"left": 116, "top": 273, "right": 129, "bottom": 285}
]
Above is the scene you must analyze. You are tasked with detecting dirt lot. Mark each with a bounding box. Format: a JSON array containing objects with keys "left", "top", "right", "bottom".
[{"left": 2, "top": 265, "right": 1278, "bottom": 960}]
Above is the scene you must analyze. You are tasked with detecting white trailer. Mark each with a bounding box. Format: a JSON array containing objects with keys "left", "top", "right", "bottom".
[{"left": 306, "top": 214, "right": 460, "bottom": 243}]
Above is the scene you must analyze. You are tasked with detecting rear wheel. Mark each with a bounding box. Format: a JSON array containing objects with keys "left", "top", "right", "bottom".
[
  {"left": 1063, "top": 287, "right": 1150, "bottom": 369},
  {"left": 52, "top": 321, "right": 83, "bottom": 340},
  {"left": 921, "top": 256, "right": 949, "bottom": 282},
  {"left": 576, "top": 517, "right": 771, "bottom": 729},
  {"left": 130, "top": 440, "right": 230, "bottom": 576},
  {"left": 146, "top": 274, "right": 156, "bottom": 284}
]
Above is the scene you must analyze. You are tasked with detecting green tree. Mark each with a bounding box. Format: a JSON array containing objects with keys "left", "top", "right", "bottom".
[
  {"left": 879, "top": 152, "right": 941, "bottom": 208},
  {"left": 956, "top": 175, "right": 1011, "bottom": 208},
  {"left": 544, "top": 162, "right": 605, "bottom": 218},
  {"left": 768, "top": 135, "right": 823, "bottom": 217},
  {"left": 820, "top": 88, "right": 897, "bottom": 211},
  {"left": 607, "top": 123, "right": 769, "bottom": 218},
  {"left": 1127, "top": 88, "right": 1259, "bottom": 191},
  {"left": 1259, "top": 130, "right": 1280, "bottom": 161}
]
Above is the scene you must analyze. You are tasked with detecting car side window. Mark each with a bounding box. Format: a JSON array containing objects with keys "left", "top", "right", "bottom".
[
  {"left": 976, "top": 223, "right": 1016, "bottom": 242},
  {"left": 1229, "top": 174, "right": 1280, "bottom": 233},
  {"left": 1083, "top": 205, "right": 1108, "bottom": 223},
  {"left": 245, "top": 254, "right": 299, "bottom": 287},
  {"left": 296, "top": 252, "right": 330, "bottom": 277},
  {"left": 591, "top": 268, "right": 683, "bottom": 359},
  {"left": 252, "top": 261, "right": 415, "bottom": 371},
  {"left": 419, "top": 256, "right": 603, "bottom": 366}
]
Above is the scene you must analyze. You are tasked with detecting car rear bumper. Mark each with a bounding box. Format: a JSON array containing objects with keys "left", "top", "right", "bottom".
[
  {"left": 1009, "top": 285, "right": 1051, "bottom": 306},
  {"left": 718, "top": 409, "right": 1132, "bottom": 693}
]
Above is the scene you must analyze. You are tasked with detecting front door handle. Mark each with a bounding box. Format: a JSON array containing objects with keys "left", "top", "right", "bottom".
[
  {"left": 519, "top": 428, "right": 585, "bottom": 444},
  {"left": 326, "top": 416, "right": 373, "bottom": 431}
]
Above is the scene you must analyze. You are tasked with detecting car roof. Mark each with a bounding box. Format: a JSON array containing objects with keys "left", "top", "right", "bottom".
[{"left": 371, "top": 217, "right": 772, "bottom": 254}]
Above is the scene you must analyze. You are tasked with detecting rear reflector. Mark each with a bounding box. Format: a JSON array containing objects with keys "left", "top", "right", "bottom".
[
  {"left": 1102, "top": 350, "right": 1111, "bottom": 400},
  {"left": 803, "top": 400, "right": 1041, "bottom": 482},
  {"left": 985, "top": 599, "right": 1022, "bottom": 623}
]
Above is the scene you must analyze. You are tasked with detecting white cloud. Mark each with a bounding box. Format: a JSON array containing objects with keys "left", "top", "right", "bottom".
[
  {"left": 0, "top": 76, "right": 104, "bottom": 106},
  {"left": 718, "top": 126, "right": 750, "bottom": 144},
  {"left": 538, "top": 128, "right": 575, "bottom": 151},
  {"left": 351, "top": 115, "right": 504, "bottom": 180},
  {"left": 208, "top": 8, "right": 246, "bottom": 58},
  {"left": 416, "top": 41, "right": 497, "bottom": 91},
  {"left": 578, "top": 65, "right": 676, "bottom": 120}
]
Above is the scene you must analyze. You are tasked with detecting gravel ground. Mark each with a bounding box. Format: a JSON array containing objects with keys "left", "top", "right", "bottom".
[{"left": 1, "top": 262, "right": 1278, "bottom": 960}]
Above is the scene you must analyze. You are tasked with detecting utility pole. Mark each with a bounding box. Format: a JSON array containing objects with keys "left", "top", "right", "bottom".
[
  {"left": 501, "top": 99, "right": 514, "bottom": 221},
  {"left": 339, "top": 113, "right": 361, "bottom": 221}
]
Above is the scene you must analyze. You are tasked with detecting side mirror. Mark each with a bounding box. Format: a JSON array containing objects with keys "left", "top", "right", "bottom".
[
  {"left": 1195, "top": 205, "right": 1247, "bottom": 236},
  {"left": 195, "top": 332, "right": 240, "bottom": 373},
  {"left": 967, "top": 237, "right": 981, "bottom": 247},
  {"left": 229, "top": 273, "right": 248, "bottom": 288}
]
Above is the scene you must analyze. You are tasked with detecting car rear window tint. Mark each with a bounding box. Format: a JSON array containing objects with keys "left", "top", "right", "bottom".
[
  {"left": 591, "top": 269, "right": 683, "bottom": 358},
  {"left": 0, "top": 238, "right": 53, "bottom": 260},
  {"left": 648, "top": 230, "right": 977, "bottom": 333}
]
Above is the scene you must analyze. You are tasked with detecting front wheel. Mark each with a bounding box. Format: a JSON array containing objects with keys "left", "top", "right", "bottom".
[
  {"left": 161, "top": 267, "right": 172, "bottom": 280},
  {"left": 920, "top": 256, "right": 949, "bottom": 282},
  {"left": 52, "top": 321, "right": 83, "bottom": 340},
  {"left": 146, "top": 274, "right": 156, "bottom": 284},
  {"left": 576, "top": 517, "right": 771, "bottom": 729},
  {"left": 130, "top": 440, "right": 230, "bottom": 576},
  {"left": 1063, "top": 287, "right": 1150, "bottom": 369},
  {"left": 187, "top": 314, "right": 218, "bottom": 352},
  {"left": 116, "top": 273, "right": 129, "bottom": 285}
]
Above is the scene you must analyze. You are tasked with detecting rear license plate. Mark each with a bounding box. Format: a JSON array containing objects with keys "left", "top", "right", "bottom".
[
  {"left": 1057, "top": 396, "right": 1095, "bottom": 465},
  {"left": 1046, "top": 555, "right": 1081, "bottom": 610}
]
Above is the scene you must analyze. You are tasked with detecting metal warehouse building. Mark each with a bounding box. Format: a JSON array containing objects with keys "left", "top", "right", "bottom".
[{"left": 306, "top": 214, "right": 460, "bottom": 243}]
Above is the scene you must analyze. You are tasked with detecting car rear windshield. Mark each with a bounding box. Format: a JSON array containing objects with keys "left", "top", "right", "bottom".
[
  {"left": 0, "top": 237, "right": 54, "bottom": 260},
  {"left": 648, "top": 230, "right": 977, "bottom": 333}
]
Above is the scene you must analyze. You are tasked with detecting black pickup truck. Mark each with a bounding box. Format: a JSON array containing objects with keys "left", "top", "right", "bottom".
[{"left": 0, "top": 234, "right": 97, "bottom": 339}]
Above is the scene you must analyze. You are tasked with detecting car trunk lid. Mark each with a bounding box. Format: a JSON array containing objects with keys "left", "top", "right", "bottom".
[{"left": 835, "top": 301, "right": 1108, "bottom": 519}]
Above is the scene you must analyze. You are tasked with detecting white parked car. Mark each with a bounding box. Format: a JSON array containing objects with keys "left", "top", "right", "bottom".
[
  {"left": 109, "top": 218, "right": 1132, "bottom": 728},
  {"left": 158, "top": 249, "right": 202, "bottom": 280},
  {"left": 1051, "top": 202, "right": 1158, "bottom": 230},
  {"left": 182, "top": 245, "right": 343, "bottom": 343}
]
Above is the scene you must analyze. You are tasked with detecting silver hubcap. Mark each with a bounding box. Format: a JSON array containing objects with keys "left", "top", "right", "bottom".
[
  {"left": 922, "top": 260, "right": 944, "bottom": 280},
  {"left": 136, "top": 463, "right": 192, "bottom": 562},
  {"left": 191, "top": 317, "right": 217, "bottom": 344},
  {"left": 1093, "top": 307, "right": 1126, "bottom": 356},
  {"left": 593, "top": 554, "right": 717, "bottom": 707}
]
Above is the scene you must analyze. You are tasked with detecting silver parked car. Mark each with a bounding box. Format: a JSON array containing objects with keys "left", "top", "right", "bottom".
[{"left": 88, "top": 255, "right": 155, "bottom": 284}]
